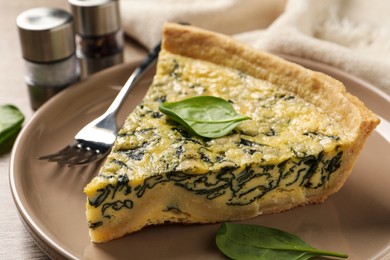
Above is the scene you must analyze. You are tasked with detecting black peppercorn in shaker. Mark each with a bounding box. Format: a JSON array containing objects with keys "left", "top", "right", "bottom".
[
  {"left": 16, "top": 7, "right": 80, "bottom": 110},
  {"left": 69, "top": 0, "right": 124, "bottom": 78}
]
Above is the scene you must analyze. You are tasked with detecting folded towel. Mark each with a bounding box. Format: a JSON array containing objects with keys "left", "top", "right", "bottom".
[
  {"left": 236, "top": 0, "right": 390, "bottom": 94},
  {"left": 120, "top": 0, "right": 390, "bottom": 95},
  {"left": 120, "top": 0, "right": 286, "bottom": 48}
]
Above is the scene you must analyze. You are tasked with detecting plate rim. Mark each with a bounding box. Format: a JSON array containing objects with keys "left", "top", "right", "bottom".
[
  {"left": 9, "top": 61, "right": 141, "bottom": 260},
  {"left": 8, "top": 57, "right": 390, "bottom": 259}
]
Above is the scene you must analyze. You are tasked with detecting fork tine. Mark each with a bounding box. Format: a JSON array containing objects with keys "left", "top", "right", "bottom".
[
  {"left": 39, "top": 143, "right": 106, "bottom": 166},
  {"left": 57, "top": 147, "right": 90, "bottom": 165},
  {"left": 65, "top": 149, "right": 100, "bottom": 167},
  {"left": 39, "top": 145, "right": 77, "bottom": 161},
  {"left": 57, "top": 153, "right": 84, "bottom": 165}
]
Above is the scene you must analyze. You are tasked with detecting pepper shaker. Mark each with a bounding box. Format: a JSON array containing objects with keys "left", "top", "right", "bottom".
[
  {"left": 17, "top": 7, "right": 80, "bottom": 110},
  {"left": 69, "top": 0, "right": 124, "bottom": 78}
]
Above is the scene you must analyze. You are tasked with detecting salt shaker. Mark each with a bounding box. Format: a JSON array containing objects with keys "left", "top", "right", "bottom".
[
  {"left": 69, "top": 0, "right": 124, "bottom": 78},
  {"left": 16, "top": 7, "right": 79, "bottom": 110}
]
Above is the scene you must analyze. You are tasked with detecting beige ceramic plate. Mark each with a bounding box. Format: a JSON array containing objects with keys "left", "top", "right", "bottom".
[{"left": 10, "top": 56, "right": 390, "bottom": 260}]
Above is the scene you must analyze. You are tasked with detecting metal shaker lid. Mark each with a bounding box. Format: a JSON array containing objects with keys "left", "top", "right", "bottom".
[
  {"left": 69, "top": 0, "right": 121, "bottom": 36},
  {"left": 16, "top": 7, "right": 75, "bottom": 62}
]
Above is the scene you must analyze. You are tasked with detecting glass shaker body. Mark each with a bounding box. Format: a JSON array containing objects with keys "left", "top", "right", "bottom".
[
  {"left": 23, "top": 55, "right": 79, "bottom": 110},
  {"left": 17, "top": 7, "right": 79, "bottom": 110},
  {"left": 69, "top": 0, "right": 124, "bottom": 78},
  {"left": 76, "top": 30, "right": 124, "bottom": 77}
]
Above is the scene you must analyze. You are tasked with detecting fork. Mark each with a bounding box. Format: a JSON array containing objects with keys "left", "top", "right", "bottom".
[{"left": 39, "top": 42, "right": 161, "bottom": 167}]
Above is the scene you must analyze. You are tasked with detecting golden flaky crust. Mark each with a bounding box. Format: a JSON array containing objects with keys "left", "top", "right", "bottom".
[{"left": 162, "top": 22, "right": 380, "bottom": 209}]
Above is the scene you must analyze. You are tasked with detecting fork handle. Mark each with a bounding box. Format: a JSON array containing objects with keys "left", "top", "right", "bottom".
[{"left": 103, "top": 42, "right": 161, "bottom": 117}]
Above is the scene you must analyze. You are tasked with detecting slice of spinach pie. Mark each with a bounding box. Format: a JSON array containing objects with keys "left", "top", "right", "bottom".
[{"left": 84, "top": 23, "right": 380, "bottom": 243}]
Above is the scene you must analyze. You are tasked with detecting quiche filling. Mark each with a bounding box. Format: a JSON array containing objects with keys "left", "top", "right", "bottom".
[{"left": 84, "top": 23, "right": 379, "bottom": 243}]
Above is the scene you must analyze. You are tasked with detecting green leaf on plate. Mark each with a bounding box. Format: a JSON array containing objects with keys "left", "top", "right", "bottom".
[
  {"left": 0, "top": 104, "right": 24, "bottom": 146},
  {"left": 158, "top": 96, "right": 251, "bottom": 138},
  {"left": 216, "top": 223, "right": 348, "bottom": 260}
]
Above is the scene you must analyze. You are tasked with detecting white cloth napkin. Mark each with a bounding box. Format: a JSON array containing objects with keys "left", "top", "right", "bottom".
[
  {"left": 120, "top": 0, "right": 286, "bottom": 48},
  {"left": 120, "top": 0, "right": 390, "bottom": 95}
]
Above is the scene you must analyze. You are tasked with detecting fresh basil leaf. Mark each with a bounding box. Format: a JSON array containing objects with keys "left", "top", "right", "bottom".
[
  {"left": 159, "top": 96, "right": 251, "bottom": 138},
  {"left": 0, "top": 105, "right": 24, "bottom": 146},
  {"left": 216, "top": 223, "right": 348, "bottom": 260}
]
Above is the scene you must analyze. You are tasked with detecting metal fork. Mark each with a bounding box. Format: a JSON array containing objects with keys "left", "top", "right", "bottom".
[{"left": 39, "top": 42, "right": 161, "bottom": 167}]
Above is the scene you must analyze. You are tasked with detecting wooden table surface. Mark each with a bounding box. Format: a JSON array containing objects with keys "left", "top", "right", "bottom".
[{"left": 0, "top": 1, "right": 146, "bottom": 259}]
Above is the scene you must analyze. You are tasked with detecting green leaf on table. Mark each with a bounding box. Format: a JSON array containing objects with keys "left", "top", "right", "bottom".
[
  {"left": 216, "top": 223, "right": 348, "bottom": 260},
  {"left": 0, "top": 105, "right": 24, "bottom": 146},
  {"left": 158, "top": 96, "right": 251, "bottom": 138}
]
